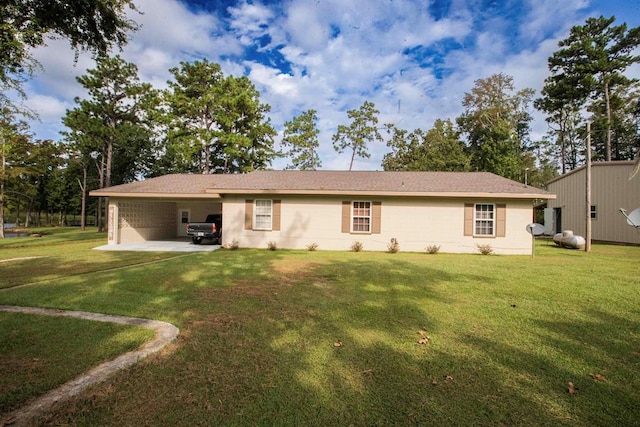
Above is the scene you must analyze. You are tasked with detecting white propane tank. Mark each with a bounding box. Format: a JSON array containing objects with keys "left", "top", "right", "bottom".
[{"left": 553, "top": 230, "right": 585, "bottom": 249}]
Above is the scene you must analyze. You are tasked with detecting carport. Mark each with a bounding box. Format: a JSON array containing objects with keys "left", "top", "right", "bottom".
[{"left": 90, "top": 174, "right": 224, "bottom": 248}]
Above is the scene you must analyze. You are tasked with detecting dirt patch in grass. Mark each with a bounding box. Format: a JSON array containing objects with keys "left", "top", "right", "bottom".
[
  {"left": 271, "top": 258, "right": 319, "bottom": 274},
  {"left": 0, "top": 357, "right": 47, "bottom": 394},
  {"left": 197, "top": 280, "right": 280, "bottom": 303}
]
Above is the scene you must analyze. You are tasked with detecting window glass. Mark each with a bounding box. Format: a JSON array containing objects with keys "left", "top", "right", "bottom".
[
  {"left": 474, "top": 204, "right": 495, "bottom": 236},
  {"left": 352, "top": 201, "right": 371, "bottom": 233},
  {"left": 254, "top": 199, "right": 272, "bottom": 230}
]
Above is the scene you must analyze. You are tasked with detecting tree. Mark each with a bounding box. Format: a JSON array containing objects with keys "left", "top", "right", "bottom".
[
  {"left": 18, "top": 139, "right": 66, "bottom": 226},
  {"left": 63, "top": 54, "right": 157, "bottom": 231},
  {"left": 0, "top": 107, "right": 30, "bottom": 238},
  {"left": 0, "top": 0, "right": 139, "bottom": 99},
  {"left": 456, "top": 73, "right": 535, "bottom": 180},
  {"left": 547, "top": 16, "right": 640, "bottom": 161},
  {"left": 162, "top": 60, "right": 277, "bottom": 174},
  {"left": 588, "top": 83, "right": 640, "bottom": 161},
  {"left": 535, "top": 75, "right": 585, "bottom": 174},
  {"left": 382, "top": 119, "right": 470, "bottom": 171},
  {"left": 281, "top": 110, "right": 321, "bottom": 170},
  {"left": 332, "top": 101, "right": 383, "bottom": 171}
]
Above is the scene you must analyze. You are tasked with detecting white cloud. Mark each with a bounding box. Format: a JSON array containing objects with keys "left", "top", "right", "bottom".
[
  {"left": 228, "top": 1, "right": 274, "bottom": 36},
  {"left": 12, "top": 0, "right": 640, "bottom": 171}
]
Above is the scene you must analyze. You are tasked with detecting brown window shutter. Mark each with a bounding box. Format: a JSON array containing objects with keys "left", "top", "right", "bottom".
[
  {"left": 372, "top": 201, "right": 382, "bottom": 234},
  {"left": 272, "top": 200, "right": 281, "bottom": 231},
  {"left": 464, "top": 203, "right": 473, "bottom": 236},
  {"left": 245, "top": 200, "right": 253, "bottom": 230},
  {"left": 341, "top": 201, "right": 351, "bottom": 233},
  {"left": 496, "top": 204, "right": 506, "bottom": 237}
]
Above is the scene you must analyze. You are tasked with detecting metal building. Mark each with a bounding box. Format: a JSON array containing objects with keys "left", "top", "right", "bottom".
[{"left": 545, "top": 161, "right": 640, "bottom": 245}]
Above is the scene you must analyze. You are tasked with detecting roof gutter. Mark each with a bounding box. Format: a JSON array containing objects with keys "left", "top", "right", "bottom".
[{"left": 207, "top": 189, "right": 556, "bottom": 199}]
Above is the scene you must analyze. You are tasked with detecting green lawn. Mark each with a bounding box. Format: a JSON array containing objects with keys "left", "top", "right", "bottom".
[
  {"left": 0, "top": 231, "right": 639, "bottom": 425},
  {"left": 0, "top": 312, "right": 153, "bottom": 415}
]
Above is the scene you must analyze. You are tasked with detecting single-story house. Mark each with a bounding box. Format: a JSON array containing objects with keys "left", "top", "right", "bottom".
[
  {"left": 545, "top": 161, "right": 640, "bottom": 245},
  {"left": 90, "top": 170, "right": 555, "bottom": 254}
]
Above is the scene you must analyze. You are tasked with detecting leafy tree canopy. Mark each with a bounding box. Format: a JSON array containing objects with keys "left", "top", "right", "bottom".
[
  {"left": 456, "top": 73, "right": 534, "bottom": 180},
  {"left": 162, "top": 59, "right": 277, "bottom": 174},
  {"left": 281, "top": 109, "right": 321, "bottom": 170},
  {"left": 382, "top": 119, "right": 470, "bottom": 172},
  {"left": 332, "top": 100, "right": 382, "bottom": 171},
  {"left": 0, "top": 0, "right": 139, "bottom": 96},
  {"left": 545, "top": 15, "right": 640, "bottom": 161}
]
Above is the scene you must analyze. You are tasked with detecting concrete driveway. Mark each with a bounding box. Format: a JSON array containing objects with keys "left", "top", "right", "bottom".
[{"left": 94, "top": 238, "right": 220, "bottom": 252}]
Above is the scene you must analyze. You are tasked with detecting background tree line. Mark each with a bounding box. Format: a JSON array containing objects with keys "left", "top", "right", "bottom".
[{"left": 1, "top": 6, "right": 639, "bottom": 235}]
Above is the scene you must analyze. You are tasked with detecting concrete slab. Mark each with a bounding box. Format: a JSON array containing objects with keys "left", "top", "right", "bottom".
[{"left": 93, "top": 239, "right": 220, "bottom": 252}]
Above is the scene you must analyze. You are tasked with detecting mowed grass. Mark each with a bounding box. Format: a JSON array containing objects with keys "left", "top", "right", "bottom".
[
  {"left": 0, "top": 312, "right": 154, "bottom": 415},
  {"left": 0, "top": 231, "right": 639, "bottom": 425},
  {"left": 0, "top": 227, "right": 183, "bottom": 288}
]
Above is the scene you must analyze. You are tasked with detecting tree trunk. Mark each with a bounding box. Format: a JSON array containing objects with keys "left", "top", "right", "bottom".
[
  {"left": 604, "top": 79, "right": 612, "bottom": 161},
  {"left": 96, "top": 152, "right": 105, "bottom": 232},
  {"left": 205, "top": 138, "right": 211, "bottom": 174},
  {"left": 349, "top": 147, "right": 356, "bottom": 171},
  {"left": 79, "top": 166, "right": 87, "bottom": 231},
  {"left": 104, "top": 132, "right": 114, "bottom": 233},
  {"left": 0, "top": 178, "right": 4, "bottom": 239},
  {"left": 560, "top": 126, "right": 566, "bottom": 174},
  {"left": 15, "top": 200, "right": 20, "bottom": 227},
  {"left": 25, "top": 204, "right": 31, "bottom": 228},
  {"left": 0, "top": 146, "right": 4, "bottom": 239}
]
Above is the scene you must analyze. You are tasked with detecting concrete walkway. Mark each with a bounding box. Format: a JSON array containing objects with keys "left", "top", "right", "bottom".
[
  {"left": 93, "top": 239, "right": 220, "bottom": 252},
  {"left": 0, "top": 306, "right": 179, "bottom": 426}
]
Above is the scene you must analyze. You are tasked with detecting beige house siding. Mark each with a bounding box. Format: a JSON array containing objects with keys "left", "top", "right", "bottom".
[
  {"left": 546, "top": 162, "right": 640, "bottom": 245},
  {"left": 94, "top": 171, "right": 553, "bottom": 253},
  {"left": 222, "top": 195, "right": 534, "bottom": 254}
]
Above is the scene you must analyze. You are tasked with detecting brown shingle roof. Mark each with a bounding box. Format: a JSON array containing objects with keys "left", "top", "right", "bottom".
[
  {"left": 91, "top": 171, "right": 554, "bottom": 199},
  {"left": 91, "top": 174, "right": 220, "bottom": 195}
]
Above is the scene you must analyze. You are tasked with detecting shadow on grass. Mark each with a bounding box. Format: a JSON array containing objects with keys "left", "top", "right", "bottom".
[
  {"left": 23, "top": 252, "right": 529, "bottom": 426},
  {"left": 7, "top": 248, "right": 638, "bottom": 425},
  {"left": 459, "top": 308, "right": 640, "bottom": 426}
]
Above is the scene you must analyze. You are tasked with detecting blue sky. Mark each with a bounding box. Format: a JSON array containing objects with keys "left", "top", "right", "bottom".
[{"left": 19, "top": 0, "right": 640, "bottom": 170}]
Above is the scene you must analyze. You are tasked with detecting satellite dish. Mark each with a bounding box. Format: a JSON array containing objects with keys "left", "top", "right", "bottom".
[
  {"left": 624, "top": 208, "right": 640, "bottom": 228},
  {"left": 526, "top": 223, "right": 545, "bottom": 236}
]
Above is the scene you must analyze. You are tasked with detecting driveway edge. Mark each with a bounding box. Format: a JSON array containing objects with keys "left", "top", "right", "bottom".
[{"left": 0, "top": 305, "right": 179, "bottom": 426}]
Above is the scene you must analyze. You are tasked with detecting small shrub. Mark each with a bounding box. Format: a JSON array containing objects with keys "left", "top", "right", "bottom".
[
  {"left": 350, "top": 241, "right": 364, "bottom": 252},
  {"left": 224, "top": 239, "right": 239, "bottom": 250},
  {"left": 425, "top": 244, "right": 440, "bottom": 254},
  {"left": 476, "top": 243, "right": 494, "bottom": 255},
  {"left": 267, "top": 241, "right": 277, "bottom": 251},
  {"left": 387, "top": 238, "right": 400, "bottom": 253},
  {"left": 306, "top": 242, "right": 318, "bottom": 251}
]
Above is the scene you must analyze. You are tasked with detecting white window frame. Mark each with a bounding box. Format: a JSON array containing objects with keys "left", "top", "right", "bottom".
[
  {"left": 474, "top": 203, "right": 495, "bottom": 237},
  {"left": 591, "top": 205, "right": 597, "bottom": 220},
  {"left": 253, "top": 199, "right": 273, "bottom": 230},
  {"left": 351, "top": 201, "right": 372, "bottom": 233}
]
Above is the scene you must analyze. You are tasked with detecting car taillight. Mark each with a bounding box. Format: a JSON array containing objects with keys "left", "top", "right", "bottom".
[
  {"left": 186, "top": 224, "right": 189, "bottom": 232},
  {"left": 212, "top": 223, "right": 217, "bottom": 232}
]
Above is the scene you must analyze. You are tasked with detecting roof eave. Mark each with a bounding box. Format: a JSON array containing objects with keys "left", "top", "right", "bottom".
[
  {"left": 212, "top": 189, "right": 555, "bottom": 199},
  {"left": 89, "top": 191, "right": 222, "bottom": 199}
]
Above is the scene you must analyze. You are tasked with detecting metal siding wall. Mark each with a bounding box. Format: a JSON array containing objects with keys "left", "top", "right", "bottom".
[{"left": 547, "top": 163, "right": 640, "bottom": 244}]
